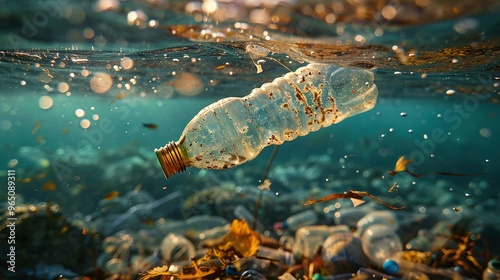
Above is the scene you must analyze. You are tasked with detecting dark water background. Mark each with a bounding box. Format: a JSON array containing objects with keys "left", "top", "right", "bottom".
[{"left": 0, "top": 0, "right": 499, "bottom": 279}]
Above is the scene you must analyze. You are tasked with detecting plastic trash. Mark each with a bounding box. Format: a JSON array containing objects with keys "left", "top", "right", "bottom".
[
  {"left": 356, "top": 211, "right": 399, "bottom": 237},
  {"left": 155, "top": 64, "right": 378, "bottom": 178},
  {"left": 274, "top": 209, "right": 318, "bottom": 231},
  {"left": 160, "top": 233, "right": 196, "bottom": 264},
  {"left": 158, "top": 215, "right": 229, "bottom": 237},
  {"left": 294, "top": 225, "right": 349, "bottom": 259},
  {"left": 322, "top": 231, "right": 368, "bottom": 268},
  {"left": 405, "top": 229, "right": 433, "bottom": 251},
  {"left": 257, "top": 246, "right": 295, "bottom": 266},
  {"left": 360, "top": 224, "right": 403, "bottom": 268},
  {"left": 333, "top": 203, "right": 377, "bottom": 228},
  {"left": 483, "top": 260, "right": 500, "bottom": 280},
  {"left": 240, "top": 269, "right": 267, "bottom": 280}
]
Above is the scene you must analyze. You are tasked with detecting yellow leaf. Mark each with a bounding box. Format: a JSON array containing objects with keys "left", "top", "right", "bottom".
[
  {"left": 220, "top": 219, "right": 260, "bottom": 257},
  {"left": 393, "top": 155, "right": 413, "bottom": 173}
]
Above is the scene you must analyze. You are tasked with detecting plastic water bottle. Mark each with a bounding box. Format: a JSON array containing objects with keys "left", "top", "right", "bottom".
[
  {"left": 322, "top": 231, "right": 368, "bottom": 268},
  {"left": 405, "top": 229, "right": 433, "bottom": 251},
  {"left": 160, "top": 233, "right": 196, "bottom": 264},
  {"left": 483, "top": 260, "right": 500, "bottom": 280},
  {"left": 257, "top": 246, "right": 295, "bottom": 266},
  {"left": 273, "top": 209, "right": 318, "bottom": 231},
  {"left": 293, "top": 225, "right": 349, "bottom": 259},
  {"left": 155, "top": 65, "right": 378, "bottom": 178},
  {"left": 158, "top": 215, "right": 229, "bottom": 237},
  {"left": 333, "top": 202, "right": 377, "bottom": 228},
  {"left": 360, "top": 224, "right": 403, "bottom": 269},
  {"left": 356, "top": 211, "right": 399, "bottom": 237}
]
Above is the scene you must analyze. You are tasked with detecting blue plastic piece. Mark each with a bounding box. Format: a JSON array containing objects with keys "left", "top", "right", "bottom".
[
  {"left": 383, "top": 259, "right": 400, "bottom": 275},
  {"left": 225, "top": 265, "right": 239, "bottom": 276},
  {"left": 313, "top": 273, "right": 323, "bottom": 280}
]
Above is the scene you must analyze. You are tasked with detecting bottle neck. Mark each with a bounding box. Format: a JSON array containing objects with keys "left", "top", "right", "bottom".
[{"left": 155, "top": 141, "right": 187, "bottom": 178}]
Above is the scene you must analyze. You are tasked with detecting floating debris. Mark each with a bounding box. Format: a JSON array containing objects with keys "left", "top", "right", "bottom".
[{"left": 143, "top": 123, "right": 159, "bottom": 129}]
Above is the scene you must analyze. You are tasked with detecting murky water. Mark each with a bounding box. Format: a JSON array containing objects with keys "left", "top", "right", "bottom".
[{"left": 1, "top": 0, "right": 499, "bottom": 279}]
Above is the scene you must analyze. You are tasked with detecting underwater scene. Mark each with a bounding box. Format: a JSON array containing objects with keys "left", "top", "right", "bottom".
[{"left": 1, "top": 0, "right": 500, "bottom": 279}]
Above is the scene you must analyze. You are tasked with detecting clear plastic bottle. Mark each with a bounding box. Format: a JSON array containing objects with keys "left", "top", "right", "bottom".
[
  {"left": 360, "top": 224, "right": 403, "bottom": 268},
  {"left": 273, "top": 209, "right": 319, "bottom": 231},
  {"left": 361, "top": 224, "right": 457, "bottom": 278},
  {"left": 333, "top": 202, "right": 377, "bottom": 228},
  {"left": 293, "top": 225, "right": 350, "bottom": 259},
  {"left": 483, "top": 260, "right": 500, "bottom": 280},
  {"left": 356, "top": 211, "right": 399, "bottom": 237},
  {"left": 322, "top": 231, "right": 368, "bottom": 268},
  {"left": 160, "top": 233, "right": 196, "bottom": 264},
  {"left": 155, "top": 64, "right": 378, "bottom": 178},
  {"left": 257, "top": 246, "right": 295, "bottom": 266}
]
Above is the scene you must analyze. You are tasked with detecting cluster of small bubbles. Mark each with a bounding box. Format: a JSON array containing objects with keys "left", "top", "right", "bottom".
[
  {"left": 39, "top": 96, "right": 54, "bottom": 109},
  {"left": 44, "top": 85, "right": 54, "bottom": 92},
  {"left": 127, "top": 10, "right": 148, "bottom": 27}
]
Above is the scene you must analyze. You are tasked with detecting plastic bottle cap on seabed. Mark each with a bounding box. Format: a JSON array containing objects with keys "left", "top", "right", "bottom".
[{"left": 383, "top": 259, "right": 399, "bottom": 274}]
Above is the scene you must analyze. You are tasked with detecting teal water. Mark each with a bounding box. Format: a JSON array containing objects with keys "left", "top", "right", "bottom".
[{"left": 1, "top": 0, "right": 500, "bottom": 279}]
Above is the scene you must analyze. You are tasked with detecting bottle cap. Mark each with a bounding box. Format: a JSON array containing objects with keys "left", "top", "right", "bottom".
[
  {"left": 155, "top": 141, "right": 187, "bottom": 178},
  {"left": 489, "top": 259, "right": 500, "bottom": 272},
  {"left": 312, "top": 273, "right": 323, "bottom": 280},
  {"left": 382, "top": 259, "right": 399, "bottom": 274}
]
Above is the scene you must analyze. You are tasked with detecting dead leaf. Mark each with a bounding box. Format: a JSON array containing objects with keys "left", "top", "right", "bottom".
[
  {"left": 220, "top": 219, "right": 260, "bottom": 257},
  {"left": 304, "top": 190, "right": 406, "bottom": 210}
]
